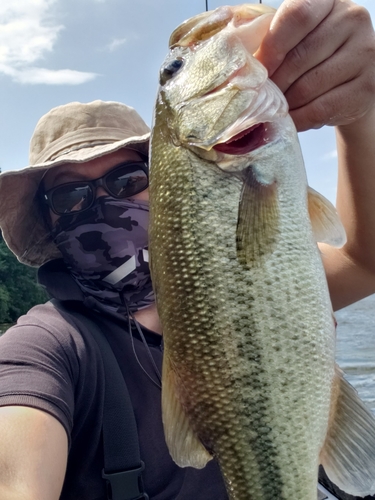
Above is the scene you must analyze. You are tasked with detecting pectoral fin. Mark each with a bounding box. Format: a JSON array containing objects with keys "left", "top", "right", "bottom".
[
  {"left": 320, "top": 366, "right": 375, "bottom": 497},
  {"left": 307, "top": 187, "right": 346, "bottom": 247},
  {"left": 236, "top": 167, "right": 279, "bottom": 267},
  {"left": 162, "top": 354, "right": 212, "bottom": 468}
]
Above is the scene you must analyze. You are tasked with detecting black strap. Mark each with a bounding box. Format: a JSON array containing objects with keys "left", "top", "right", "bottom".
[{"left": 52, "top": 300, "right": 148, "bottom": 500}]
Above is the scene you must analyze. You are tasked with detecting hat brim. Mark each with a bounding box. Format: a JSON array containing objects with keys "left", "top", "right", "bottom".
[{"left": 0, "top": 133, "right": 150, "bottom": 267}]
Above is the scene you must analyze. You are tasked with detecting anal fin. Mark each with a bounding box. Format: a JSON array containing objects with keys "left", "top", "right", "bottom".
[
  {"left": 162, "top": 354, "right": 212, "bottom": 468},
  {"left": 320, "top": 366, "right": 375, "bottom": 497}
]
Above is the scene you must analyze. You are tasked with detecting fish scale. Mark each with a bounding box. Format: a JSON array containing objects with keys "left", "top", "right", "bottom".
[{"left": 150, "top": 128, "right": 332, "bottom": 498}]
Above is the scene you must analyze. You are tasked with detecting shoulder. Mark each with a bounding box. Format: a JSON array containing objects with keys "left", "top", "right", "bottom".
[
  {"left": 0, "top": 301, "right": 109, "bottom": 392},
  {"left": 2, "top": 301, "right": 98, "bottom": 358},
  {"left": 0, "top": 301, "right": 106, "bottom": 437}
]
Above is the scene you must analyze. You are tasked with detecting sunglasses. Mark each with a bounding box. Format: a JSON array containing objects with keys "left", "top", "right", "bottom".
[{"left": 43, "top": 161, "right": 149, "bottom": 215}]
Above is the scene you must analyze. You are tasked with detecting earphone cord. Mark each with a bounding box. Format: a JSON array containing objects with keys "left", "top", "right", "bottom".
[{"left": 122, "top": 297, "right": 162, "bottom": 390}]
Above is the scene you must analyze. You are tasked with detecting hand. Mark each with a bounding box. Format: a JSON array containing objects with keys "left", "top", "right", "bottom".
[{"left": 255, "top": 0, "right": 375, "bottom": 132}]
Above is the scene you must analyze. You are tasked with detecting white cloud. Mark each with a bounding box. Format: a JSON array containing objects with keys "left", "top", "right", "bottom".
[
  {"left": 107, "top": 37, "right": 127, "bottom": 52},
  {"left": 0, "top": 0, "right": 62, "bottom": 66},
  {"left": 0, "top": 0, "right": 98, "bottom": 85},
  {"left": 6, "top": 66, "right": 98, "bottom": 85}
]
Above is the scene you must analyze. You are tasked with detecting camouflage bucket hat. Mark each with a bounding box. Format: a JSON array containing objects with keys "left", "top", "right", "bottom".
[{"left": 0, "top": 100, "right": 150, "bottom": 267}]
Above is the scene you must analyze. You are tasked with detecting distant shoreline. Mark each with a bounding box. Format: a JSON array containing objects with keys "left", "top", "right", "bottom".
[{"left": 0, "top": 324, "right": 12, "bottom": 335}]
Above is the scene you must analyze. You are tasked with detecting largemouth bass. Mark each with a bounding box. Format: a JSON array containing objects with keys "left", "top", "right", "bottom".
[{"left": 149, "top": 4, "right": 375, "bottom": 499}]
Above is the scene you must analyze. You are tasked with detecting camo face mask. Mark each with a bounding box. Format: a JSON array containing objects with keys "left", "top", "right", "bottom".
[{"left": 52, "top": 196, "right": 154, "bottom": 316}]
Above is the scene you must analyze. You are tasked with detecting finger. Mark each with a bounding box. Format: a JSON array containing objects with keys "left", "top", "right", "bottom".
[
  {"left": 285, "top": 3, "right": 375, "bottom": 121},
  {"left": 271, "top": 1, "right": 373, "bottom": 95},
  {"left": 285, "top": 37, "right": 366, "bottom": 112},
  {"left": 255, "top": 0, "right": 334, "bottom": 76},
  {"left": 290, "top": 78, "right": 375, "bottom": 132},
  {"left": 270, "top": 4, "right": 351, "bottom": 93}
]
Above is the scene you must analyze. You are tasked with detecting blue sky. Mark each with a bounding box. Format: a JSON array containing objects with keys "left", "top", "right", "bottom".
[{"left": 1, "top": 0, "right": 374, "bottom": 204}]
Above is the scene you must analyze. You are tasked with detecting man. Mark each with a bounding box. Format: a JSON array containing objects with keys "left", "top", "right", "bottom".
[{"left": 0, "top": 0, "right": 374, "bottom": 498}]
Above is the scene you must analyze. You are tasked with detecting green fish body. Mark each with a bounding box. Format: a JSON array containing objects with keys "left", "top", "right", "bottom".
[{"left": 149, "top": 5, "right": 375, "bottom": 499}]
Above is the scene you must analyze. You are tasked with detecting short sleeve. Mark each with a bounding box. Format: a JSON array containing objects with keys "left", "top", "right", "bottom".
[{"left": 0, "top": 304, "right": 80, "bottom": 439}]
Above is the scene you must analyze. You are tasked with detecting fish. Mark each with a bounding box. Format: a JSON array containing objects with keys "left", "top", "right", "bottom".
[{"left": 148, "top": 4, "right": 375, "bottom": 499}]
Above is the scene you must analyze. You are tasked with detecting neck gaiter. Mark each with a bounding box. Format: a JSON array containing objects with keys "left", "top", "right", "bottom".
[{"left": 52, "top": 196, "right": 154, "bottom": 317}]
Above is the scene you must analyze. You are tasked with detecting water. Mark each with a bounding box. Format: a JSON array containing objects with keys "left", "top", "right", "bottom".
[{"left": 336, "top": 294, "right": 375, "bottom": 413}]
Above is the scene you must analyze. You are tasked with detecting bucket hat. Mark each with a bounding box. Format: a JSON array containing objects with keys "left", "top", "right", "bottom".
[{"left": 0, "top": 100, "right": 150, "bottom": 267}]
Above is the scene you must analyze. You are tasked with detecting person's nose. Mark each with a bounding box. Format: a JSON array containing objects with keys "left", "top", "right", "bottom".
[{"left": 96, "top": 186, "right": 109, "bottom": 198}]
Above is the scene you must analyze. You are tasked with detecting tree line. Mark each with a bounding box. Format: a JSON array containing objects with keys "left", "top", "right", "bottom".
[{"left": 0, "top": 231, "right": 48, "bottom": 324}]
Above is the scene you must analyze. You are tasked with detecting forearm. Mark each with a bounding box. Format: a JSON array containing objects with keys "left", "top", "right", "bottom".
[
  {"left": 0, "top": 407, "right": 68, "bottom": 500},
  {"left": 321, "top": 108, "right": 375, "bottom": 310},
  {"left": 336, "top": 108, "right": 375, "bottom": 271},
  {"left": 0, "top": 485, "right": 36, "bottom": 500}
]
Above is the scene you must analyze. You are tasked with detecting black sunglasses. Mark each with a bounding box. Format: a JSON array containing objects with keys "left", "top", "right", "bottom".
[{"left": 43, "top": 161, "right": 149, "bottom": 216}]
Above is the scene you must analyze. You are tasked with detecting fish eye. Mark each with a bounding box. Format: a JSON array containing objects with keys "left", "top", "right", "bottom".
[{"left": 160, "top": 58, "right": 184, "bottom": 85}]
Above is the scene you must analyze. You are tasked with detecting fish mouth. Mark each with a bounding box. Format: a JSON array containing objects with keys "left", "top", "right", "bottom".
[
  {"left": 213, "top": 122, "right": 271, "bottom": 155},
  {"left": 190, "top": 78, "right": 288, "bottom": 153}
]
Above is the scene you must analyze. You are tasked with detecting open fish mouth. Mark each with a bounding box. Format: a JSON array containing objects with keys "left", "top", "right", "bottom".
[
  {"left": 213, "top": 122, "right": 271, "bottom": 155},
  {"left": 187, "top": 77, "right": 288, "bottom": 153}
]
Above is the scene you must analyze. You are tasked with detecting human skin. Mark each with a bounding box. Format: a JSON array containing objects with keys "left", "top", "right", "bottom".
[{"left": 1, "top": 1, "right": 375, "bottom": 498}]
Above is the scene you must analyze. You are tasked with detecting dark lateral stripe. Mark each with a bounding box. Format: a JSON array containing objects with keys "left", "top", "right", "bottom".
[{"left": 225, "top": 310, "right": 284, "bottom": 498}]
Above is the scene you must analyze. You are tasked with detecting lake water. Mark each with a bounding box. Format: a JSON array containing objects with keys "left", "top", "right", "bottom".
[{"left": 336, "top": 293, "right": 375, "bottom": 413}]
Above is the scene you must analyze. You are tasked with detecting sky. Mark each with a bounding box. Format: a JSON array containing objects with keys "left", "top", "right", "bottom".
[{"left": 0, "top": 0, "right": 374, "bottom": 205}]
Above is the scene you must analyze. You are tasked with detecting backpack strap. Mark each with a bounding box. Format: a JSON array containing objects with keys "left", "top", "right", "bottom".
[{"left": 52, "top": 299, "right": 148, "bottom": 500}]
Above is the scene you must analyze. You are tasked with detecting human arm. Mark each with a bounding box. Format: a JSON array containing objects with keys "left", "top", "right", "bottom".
[
  {"left": 0, "top": 406, "right": 68, "bottom": 500},
  {"left": 255, "top": 0, "right": 375, "bottom": 310},
  {"left": 0, "top": 305, "right": 81, "bottom": 499},
  {"left": 321, "top": 109, "right": 375, "bottom": 310}
]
